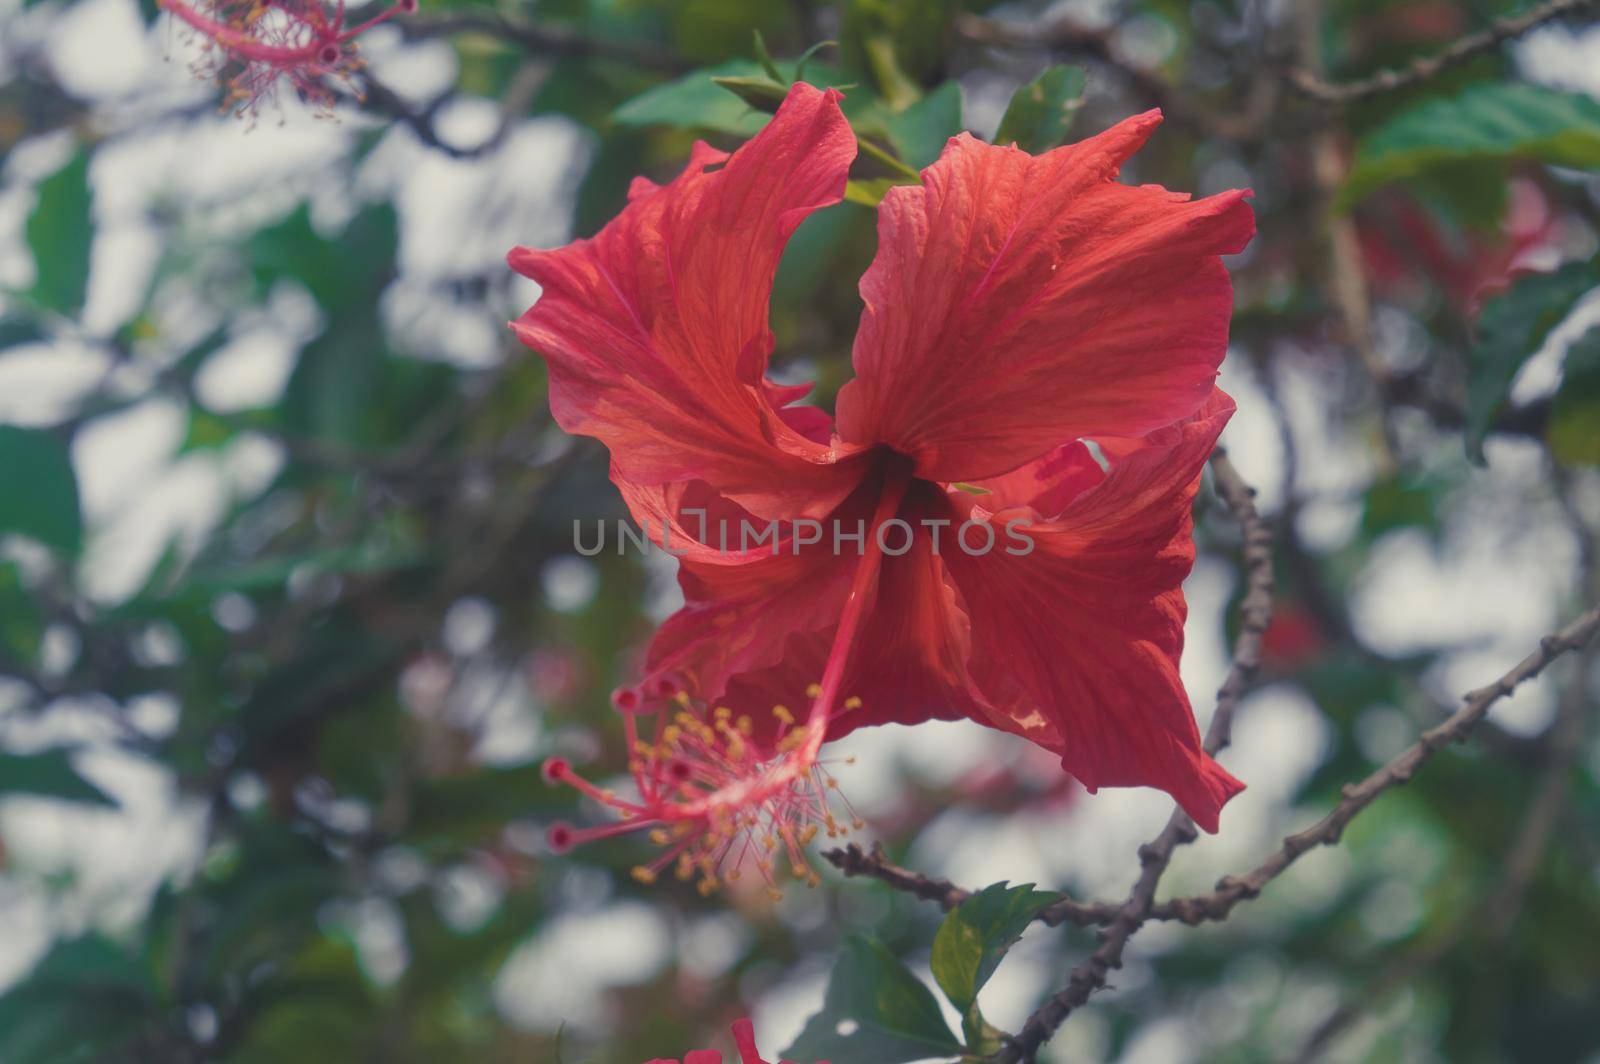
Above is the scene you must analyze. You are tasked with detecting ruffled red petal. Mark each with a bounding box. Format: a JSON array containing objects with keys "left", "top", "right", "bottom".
[
  {"left": 510, "top": 83, "right": 867, "bottom": 521},
  {"left": 942, "top": 389, "right": 1244, "bottom": 831},
  {"left": 835, "top": 112, "right": 1254, "bottom": 484}
]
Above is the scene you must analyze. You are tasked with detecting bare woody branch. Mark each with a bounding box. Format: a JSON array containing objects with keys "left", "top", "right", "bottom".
[
  {"left": 395, "top": 10, "right": 690, "bottom": 73},
  {"left": 953, "top": 14, "right": 1269, "bottom": 141},
  {"left": 1289, "top": 0, "right": 1600, "bottom": 104},
  {"left": 1152, "top": 602, "right": 1600, "bottom": 929},
  {"left": 826, "top": 448, "right": 1274, "bottom": 947},
  {"left": 834, "top": 603, "right": 1600, "bottom": 948},
  {"left": 986, "top": 449, "right": 1274, "bottom": 1063}
]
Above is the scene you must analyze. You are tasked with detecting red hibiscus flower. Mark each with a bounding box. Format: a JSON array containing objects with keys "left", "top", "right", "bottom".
[
  {"left": 645, "top": 1017, "right": 826, "bottom": 1064},
  {"left": 512, "top": 82, "right": 1253, "bottom": 870}
]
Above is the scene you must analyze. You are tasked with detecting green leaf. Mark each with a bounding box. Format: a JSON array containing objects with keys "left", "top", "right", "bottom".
[
  {"left": 0, "top": 315, "right": 45, "bottom": 349},
  {"left": 1361, "top": 474, "right": 1445, "bottom": 539},
  {"left": 995, "top": 66, "right": 1087, "bottom": 152},
  {"left": 615, "top": 59, "right": 846, "bottom": 137},
  {"left": 931, "top": 881, "right": 1061, "bottom": 1013},
  {"left": 0, "top": 425, "right": 83, "bottom": 554},
  {"left": 1465, "top": 260, "right": 1598, "bottom": 458},
  {"left": 845, "top": 177, "right": 909, "bottom": 207},
  {"left": 885, "top": 81, "right": 963, "bottom": 169},
  {"left": 26, "top": 150, "right": 93, "bottom": 317},
  {"left": 250, "top": 203, "right": 397, "bottom": 311},
  {"left": 0, "top": 935, "right": 152, "bottom": 1064},
  {"left": 711, "top": 73, "right": 790, "bottom": 114},
  {"left": 1548, "top": 325, "right": 1600, "bottom": 465},
  {"left": 752, "top": 29, "right": 784, "bottom": 83},
  {"left": 785, "top": 934, "right": 964, "bottom": 1064},
  {"left": 0, "top": 750, "right": 117, "bottom": 806},
  {"left": 1342, "top": 83, "right": 1600, "bottom": 208},
  {"left": 614, "top": 60, "right": 785, "bottom": 136}
]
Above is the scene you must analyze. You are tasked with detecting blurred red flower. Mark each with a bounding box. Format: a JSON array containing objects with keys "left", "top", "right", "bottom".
[
  {"left": 512, "top": 84, "right": 1254, "bottom": 832},
  {"left": 645, "top": 1017, "right": 827, "bottom": 1064},
  {"left": 160, "top": 0, "right": 416, "bottom": 115}
]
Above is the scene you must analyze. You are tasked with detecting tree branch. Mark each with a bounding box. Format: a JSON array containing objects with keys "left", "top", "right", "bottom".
[
  {"left": 988, "top": 449, "right": 1275, "bottom": 1062},
  {"left": 953, "top": 14, "right": 1270, "bottom": 141},
  {"left": 1289, "top": 0, "right": 1600, "bottom": 104},
  {"left": 823, "top": 842, "right": 1125, "bottom": 926},
  {"left": 395, "top": 11, "right": 689, "bottom": 73},
  {"left": 1149, "top": 602, "right": 1600, "bottom": 930}
]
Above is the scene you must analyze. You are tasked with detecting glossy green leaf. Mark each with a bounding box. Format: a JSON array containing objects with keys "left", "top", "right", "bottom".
[
  {"left": 844, "top": 176, "right": 910, "bottom": 206},
  {"left": 25, "top": 150, "right": 93, "bottom": 317},
  {"left": 0, "top": 935, "right": 151, "bottom": 1063},
  {"left": 615, "top": 60, "right": 784, "bottom": 136},
  {"left": 994, "top": 65, "right": 1087, "bottom": 152},
  {"left": 0, "top": 425, "right": 82, "bottom": 554},
  {"left": 1342, "top": 83, "right": 1600, "bottom": 208},
  {"left": 616, "top": 56, "right": 849, "bottom": 137},
  {"left": 1548, "top": 325, "right": 1600, "bottom": 465},
  {"left": 784, "top": 934, "right": 964, "bottom": 1063},
  {"left": 885, "top": 80, "right": 962, "bottom": 168},
  {"left": 0, "top": 750, "right": 116, "bottom": 806},
  {"left": 1466, "top": 259, "right": 1597, "bottom": 458},
  {"left": 711, "top": 73, "right": 790, "bottom": 113},
  {"left": 931, "top": 881, "right": 1061, "bottom": 1012}
]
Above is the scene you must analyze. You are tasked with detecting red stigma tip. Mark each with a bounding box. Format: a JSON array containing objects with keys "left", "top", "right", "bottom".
[
  {"left": 647, "top": 673, "right": 682, "bottom": 699},
  {"left": 398, "top": 0, "right": 417, "bottom": 12},
  {"left": 611, "top": 686, "right": 643, "bottom": 713},
  {"left": 318, "top": 43, "right": 341, "bottom": 65},
  {"left": 541, "top": 757, "right": 570, "bottom": 784},
  {"left": 546, "top": 822, "right": 576, "bottom": 854}
]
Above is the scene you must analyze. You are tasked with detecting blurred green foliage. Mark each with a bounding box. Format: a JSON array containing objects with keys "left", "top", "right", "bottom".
[{"left": 0, "top": 0, "right": 1599, "bottom": 1062}]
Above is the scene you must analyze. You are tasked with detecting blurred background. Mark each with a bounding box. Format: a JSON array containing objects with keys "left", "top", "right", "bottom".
[{"left": 1, "top": 0, "right": 1599, "bottom": 1061}]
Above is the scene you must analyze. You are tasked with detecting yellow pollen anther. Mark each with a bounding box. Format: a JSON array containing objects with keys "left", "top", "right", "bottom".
[
  {"left": 714, "top": 705, "right": 732, "bottom": 720},
  {"left": 805, "top": 683, "right": 822, "bottom": 697},
  {"left": 631, "top": 867, "right": 657, "bottom": 885},
  {"left": 843, "top": 696, "right": 862, "bottom": 710},
  {"left": 767, "top": 887, "right": 784, "bottom": 903},
  {"left": 648, "top": 829, "right": 671, "bottom": 846}
]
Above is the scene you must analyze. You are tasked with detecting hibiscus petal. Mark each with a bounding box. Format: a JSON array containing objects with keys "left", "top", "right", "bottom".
[
  {"left": 637, "top": 478, "right": 973, "bottom": 749},
  {"left": 835, "top": 112, "right": 1254, "bottom": 483},
  {"left": 942, "top": 390, "right": 1244, "bottom": 831},
  {"left": 510, "top": 83, "right": 866, "bottom": 520},
  {"left": 967, "top": 439, "right": 1106, "bottom": 519}
]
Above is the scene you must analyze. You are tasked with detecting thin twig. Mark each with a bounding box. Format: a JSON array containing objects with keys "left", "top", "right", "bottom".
[
  {"left": 953, "top": 14, "right": 1270, "bottom": 140},
  {"left": 989, "top": 449, "right": 1275, "bottom": 1063},
  {"left": 1147, "top": 603, "right": 1600, "bottom": 931},
  {"left": 360, "top": 61, "right": 547, "bottom": 160},
  {"left": 1292, "top": 484, "right": 1599, "bottom": 1061},
  {"left": 1294, "top": 0, "right": 1397, "bottom": 472},
  {"left": 1290, "top": 662, "right": 1594, "bottom": 1060},
  {"left": 823, "top": 843, "right": 1125, "bottom": 926},
  {"left": 1289, "top": 0, "right": 1600, "bottom": 104},
  {"left": 395, "top": 10, "right": 688, "bottom": 73}
]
